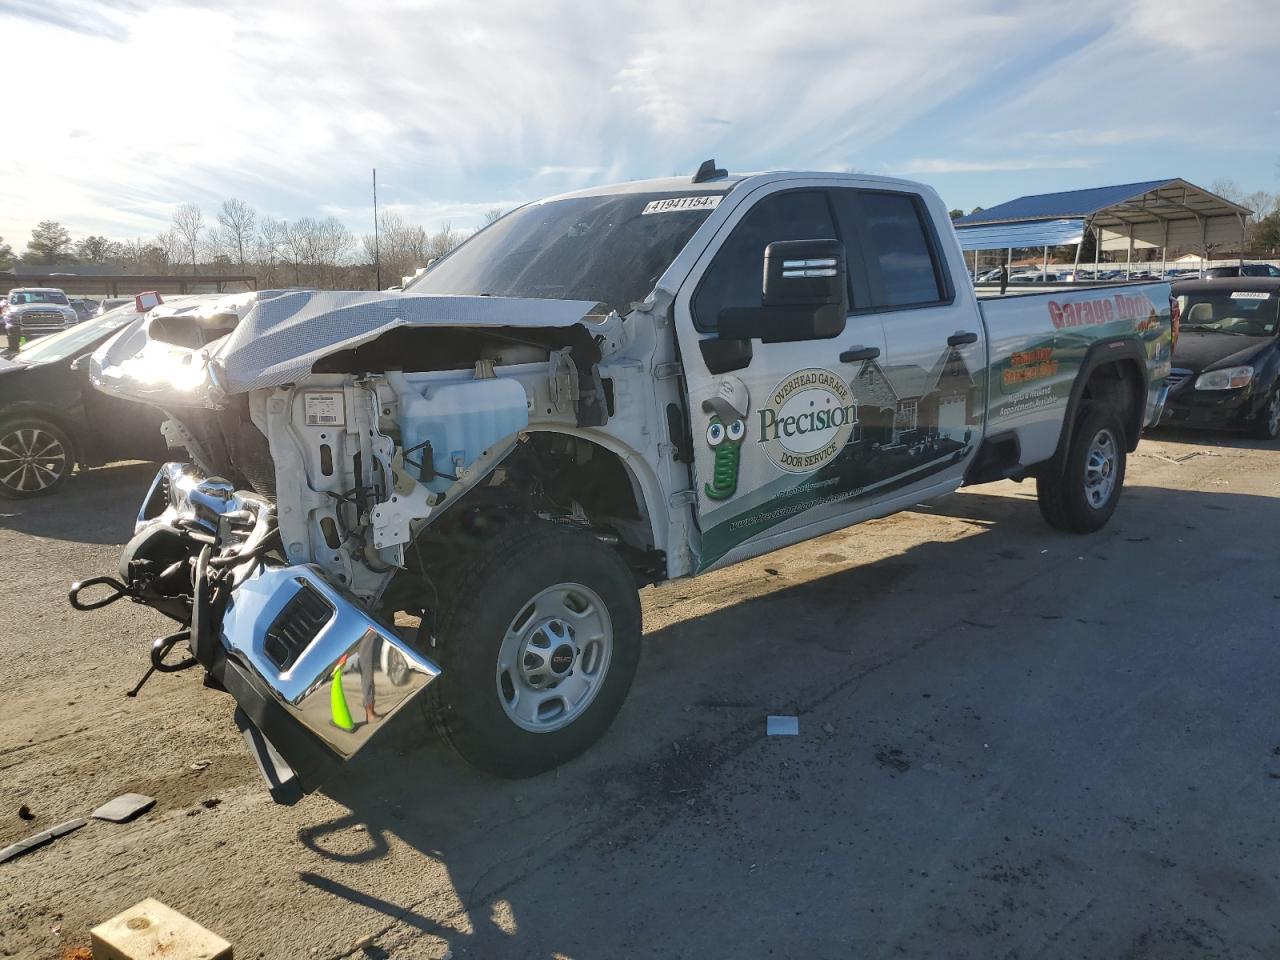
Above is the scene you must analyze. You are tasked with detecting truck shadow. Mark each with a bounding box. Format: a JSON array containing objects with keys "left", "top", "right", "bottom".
[
  {"left": 294, "top": 482, "right": 1280, "bottom": 958},
  {"left": 0, "top": 459, "right": 157, "bottom": 545}
]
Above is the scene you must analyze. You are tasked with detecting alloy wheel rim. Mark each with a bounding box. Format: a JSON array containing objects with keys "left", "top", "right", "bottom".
[
  {"left": 1083, "top": 427, "right": 1117, "bottom": 509},
  {"left": 1267, "top": 393, "right": 1280, "bottom": 436},
  {"left": 0, "top": 427, "right": 68, "bottom": 493},
  {"left": 495, "top": 582, "right": 614, "bottom": 734}
]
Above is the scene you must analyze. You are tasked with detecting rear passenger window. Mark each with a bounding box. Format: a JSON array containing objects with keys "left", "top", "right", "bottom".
[
  {"left": 692, "top": 190, "right": 837, "bottom": 331},
  {"left": 830, "top": 190, "right": 947, "bottom": 309}
]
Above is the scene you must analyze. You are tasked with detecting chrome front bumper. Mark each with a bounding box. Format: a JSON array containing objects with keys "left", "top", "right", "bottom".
[
  {"left": 123, "top": 463, "right": 441, "bottom": 797},
  {"left": 219, "top": 564, "right": 439, "bottom": 759}
]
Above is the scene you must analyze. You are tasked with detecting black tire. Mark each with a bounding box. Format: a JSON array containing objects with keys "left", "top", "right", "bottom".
[
  {"left": 432, "top": 522, "right": 642, "bottom": 778},
  {"left": 0, "top": 417, "right": 74, "bottom": 499},
  {"left": 385, "top": 646, "right": 411, "bottom": 686},
  {"left": 1253, "top": 388, "right": 1280, "bottom": 441},
  {"left": 1037, "top": 407, "right": 1127, "bottom": 534}
]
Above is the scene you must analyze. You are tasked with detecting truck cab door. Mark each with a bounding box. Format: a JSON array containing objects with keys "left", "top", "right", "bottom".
[
  {"left": 825, "top": 186, "right": 985, "bottom": 509},
  {"left": 671, "top": 182, "right": 890, "bottom": 571}
]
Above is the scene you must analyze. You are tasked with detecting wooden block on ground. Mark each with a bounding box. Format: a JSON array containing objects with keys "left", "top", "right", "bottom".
[{"left": 91, "top": 898, "right": 232, "bottom": 960}]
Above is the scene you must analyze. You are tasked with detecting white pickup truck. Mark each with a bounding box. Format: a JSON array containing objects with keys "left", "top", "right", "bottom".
[{"left": 75, "top": 166, "right": 1174, "bottom": 802}]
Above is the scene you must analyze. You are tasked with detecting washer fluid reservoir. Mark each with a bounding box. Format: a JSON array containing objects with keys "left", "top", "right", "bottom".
[{"left": 387, "top": 371, "right": 529, "bottom": 493}]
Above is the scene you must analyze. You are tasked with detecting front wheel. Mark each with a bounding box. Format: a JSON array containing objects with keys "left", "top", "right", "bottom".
[
  {"left": 1037, "top": 408, "right": 1127, "bottom": 533},
  {"left": 0, "top": 417, "right": 74, "bottom": 499},
  {"left": 431, "top": 522, "right": 642, "bottom": 778}
]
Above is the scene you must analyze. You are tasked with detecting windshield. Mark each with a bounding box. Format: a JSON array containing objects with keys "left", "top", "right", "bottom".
[
  {"left": 1178, "top": 291, "right": 1279, "bottom": 336},
  {"left": 15, "top": 306, "right": 134, "bottom": 364},
  {"left": 8, "top": 291, "right": 69, "bottom": 306},
  {"left": 405, "top": 191, "right": 724, "bottom": 313}
]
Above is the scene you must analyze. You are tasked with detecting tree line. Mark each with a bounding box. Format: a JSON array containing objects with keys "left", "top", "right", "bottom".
[{"left": 0, "top": 200, "right": 506, "bottom": 290}]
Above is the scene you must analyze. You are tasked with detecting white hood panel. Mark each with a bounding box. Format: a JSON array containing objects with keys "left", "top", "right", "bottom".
[{"left": 92, "top": 289, "right": 601, "bottom": 404}]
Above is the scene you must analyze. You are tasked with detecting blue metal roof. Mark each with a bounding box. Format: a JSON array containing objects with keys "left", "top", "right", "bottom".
[{"left": 954, "top": 179, "right": 1176, "bottom": 225}]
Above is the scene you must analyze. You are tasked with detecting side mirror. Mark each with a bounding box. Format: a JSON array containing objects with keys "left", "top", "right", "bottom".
[
  {"left": 762, "top": 239, "right": 847, "bottom": 308},
  {"left": 717, "top": 239, "right": 848, "bottom": 343}
]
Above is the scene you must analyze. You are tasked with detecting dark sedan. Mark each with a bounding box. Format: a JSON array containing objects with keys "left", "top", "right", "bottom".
[
  {"left": 0, "top": 305, "right": 169, "bottom": 497},
  {"left": 1162, "top": 278, "right": 1280, "bottom": 439},
  {"left": 1204, "top": 264, "right": 1280, "bottom": 279}
]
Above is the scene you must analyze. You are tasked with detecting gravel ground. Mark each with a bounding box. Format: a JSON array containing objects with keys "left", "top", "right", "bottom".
[{"left": 1, "top": 430, "right": 1279, "bottom": 960}]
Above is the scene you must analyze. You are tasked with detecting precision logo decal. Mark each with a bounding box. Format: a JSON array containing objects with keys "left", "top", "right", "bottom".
[{"left": 758, "top": 368, "right": 858, "bottom": 474}]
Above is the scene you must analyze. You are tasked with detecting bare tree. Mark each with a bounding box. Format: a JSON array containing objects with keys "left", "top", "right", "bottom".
[
  {"left": 217, "top": 198, "right": 257, "bottom": 269},
  {"left": 151, "top": 229, "right": 180, "bottom": 274},
  {"left": 482, "top": 208, "right": 505, "bottom": 226},
  {"left": 1211, "top": 178, "right": 1242, "bottom": 204},
  {"left": 280, "top": 217, "right": 318, "bottom": 286},
  {"left": 74, "top": 235, "right": 121, "bottom": 263},
  {"left": 255, "top": 217, "right": 287, "bottom": 288},
  {"left": 426, "top": 222, "right": 465, "bottom": 261},
  {"left": 201, "top": 226, "right": 226, "bottom": 271},
  {"left": 171, "top": 204, "right": 204, "bottom": 274},
  {"left": 362, "top": 212, "right": 428, "bottom": 288},
  {"left": 313, "top": 217, "right": 353, "bottom": 288},
  {"left": 1242, "top": 190, "right": 1278, "bottom": 224}
]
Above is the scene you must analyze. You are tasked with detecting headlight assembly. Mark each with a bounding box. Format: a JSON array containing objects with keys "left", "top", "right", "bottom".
[{"left": 1194, "top": 366, "right": 1254, "bottom": 391}]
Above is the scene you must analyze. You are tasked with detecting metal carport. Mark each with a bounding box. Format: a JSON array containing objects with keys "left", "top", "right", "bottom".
[{"left": 952, "top": 179, "right": 1252, "bottom": 279}]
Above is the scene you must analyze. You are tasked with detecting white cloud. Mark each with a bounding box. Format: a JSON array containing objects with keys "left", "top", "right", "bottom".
[
  {"left": 0, "top": 0, "right": 1274, "bottom": 250},
  {"left": 896, "top": 158, "right": 1096, "bottom": 175}
]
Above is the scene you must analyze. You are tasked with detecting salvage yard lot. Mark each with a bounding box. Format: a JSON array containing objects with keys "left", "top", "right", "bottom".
[{"left": 2, "top": 433, "right": 1279, "bottom": 960}]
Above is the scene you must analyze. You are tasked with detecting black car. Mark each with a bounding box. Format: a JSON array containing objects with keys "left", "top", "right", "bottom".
[
  {"left": 1162, "top": 278, "right": 1280, "bottom": 439},
  {"left": 68, "top": 297, "right": 99, "bottom": 322},
  {"left": 0, "top": 306, "right": 168, "bottom": 497},
  {"left": 1204, "top": 264, "right": 1280, "bottom": 279}
]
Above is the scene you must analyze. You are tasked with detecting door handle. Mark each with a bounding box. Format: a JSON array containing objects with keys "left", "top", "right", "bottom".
[
  {"left": 839, "top": 345, "right": 881, "bottom": 363},
  {"left": 948, "top": 331, "right": 979, "bottom": 346}
]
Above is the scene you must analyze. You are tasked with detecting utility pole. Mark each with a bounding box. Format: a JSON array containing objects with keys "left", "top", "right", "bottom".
[{"left": 372, "top": 168, "right": 381, "bottom": 291}]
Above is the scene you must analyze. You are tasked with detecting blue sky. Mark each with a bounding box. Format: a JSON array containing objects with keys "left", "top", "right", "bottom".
[{"left": 2, "top": 0, "right": 1278, "bottom": 249}]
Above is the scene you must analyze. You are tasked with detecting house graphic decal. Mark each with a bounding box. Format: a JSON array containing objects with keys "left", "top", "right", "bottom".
[{"left": 850, "top": 344, "right": 979, "bottom": 450}]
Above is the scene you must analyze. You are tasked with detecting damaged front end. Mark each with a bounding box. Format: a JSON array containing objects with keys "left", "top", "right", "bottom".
[
  {"left": 71, "top": 288, "right": 618, "bottom": 801},
  {"left": 72, "top": 462, "right": 441, "bottom": 803}
]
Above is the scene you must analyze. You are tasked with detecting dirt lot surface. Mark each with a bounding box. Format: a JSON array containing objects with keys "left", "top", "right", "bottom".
[{"left": 2, "top": 430, "right": 1279, "bottom": 959}]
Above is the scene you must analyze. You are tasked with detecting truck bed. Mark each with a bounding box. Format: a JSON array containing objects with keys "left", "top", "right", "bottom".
[{"left": 977, "top": 281, "right": 1173, "bottom": 468}]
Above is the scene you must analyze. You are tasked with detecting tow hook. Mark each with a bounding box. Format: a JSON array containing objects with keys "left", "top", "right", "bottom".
[{"left": 67, "top": 575, "right": 200, "bottom": 697}]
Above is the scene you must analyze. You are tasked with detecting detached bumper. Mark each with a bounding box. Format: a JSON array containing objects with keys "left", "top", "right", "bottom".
[
  {"left": 101, "top": 463, "right": 441, "bottom": 803},
  {"left": 203, "top": 564, "right": 440, "bottom": 802}
]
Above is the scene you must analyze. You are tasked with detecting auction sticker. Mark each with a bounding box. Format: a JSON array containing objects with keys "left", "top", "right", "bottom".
[
  {"left": 642, "top": 196, "right": 721, "bottom": 215},
  {"left": 304, "top": 391, "right": 345, "bottom": 426}
]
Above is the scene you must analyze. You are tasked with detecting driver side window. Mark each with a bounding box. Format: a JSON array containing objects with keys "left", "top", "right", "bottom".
[{"left": 692, "top": 191, "right": 837, "bottom": 332}]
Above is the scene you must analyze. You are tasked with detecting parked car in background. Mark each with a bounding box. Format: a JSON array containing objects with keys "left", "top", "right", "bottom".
[
  {"left": 68, "top": 298, "right": 99, "bottom": 322},
  {"left": 1162, "top": 278, "right": 1280, "bottom": 439},
  {"left": 0, "top": 300, "right": 171, "bottom": 497},
  {"left": 1205, "top": 264, "right": 1280, "bottom": 279},
  {"left": 3, "top": 288, "right": 80, "bottom": 350},
  {"left": 96, "top": 297, "right": 131, "bottom": 316}
]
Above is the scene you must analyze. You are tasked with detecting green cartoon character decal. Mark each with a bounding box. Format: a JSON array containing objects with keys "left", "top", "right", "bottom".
[{"left": 704, "top": 415, "right": 746, "bottom": 500}]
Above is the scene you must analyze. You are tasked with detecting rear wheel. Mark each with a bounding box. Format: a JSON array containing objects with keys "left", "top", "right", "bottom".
[
  {"left": 1037, "top": 407, "right": 1126, "bottom": 533},
  {"left": 0, "top": 418, "right": 74, "bottom": 499},
  {"left": 431, "top": 522, "right": 642, "bottom": 778},
  {"left": 1253, "top": 388, "right": 1280, "bottom": 441}
]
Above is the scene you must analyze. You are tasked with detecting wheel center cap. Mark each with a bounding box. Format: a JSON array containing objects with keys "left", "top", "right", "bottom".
[{"left": 550, "top": 644, "right": 575, "bottom": 674}]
